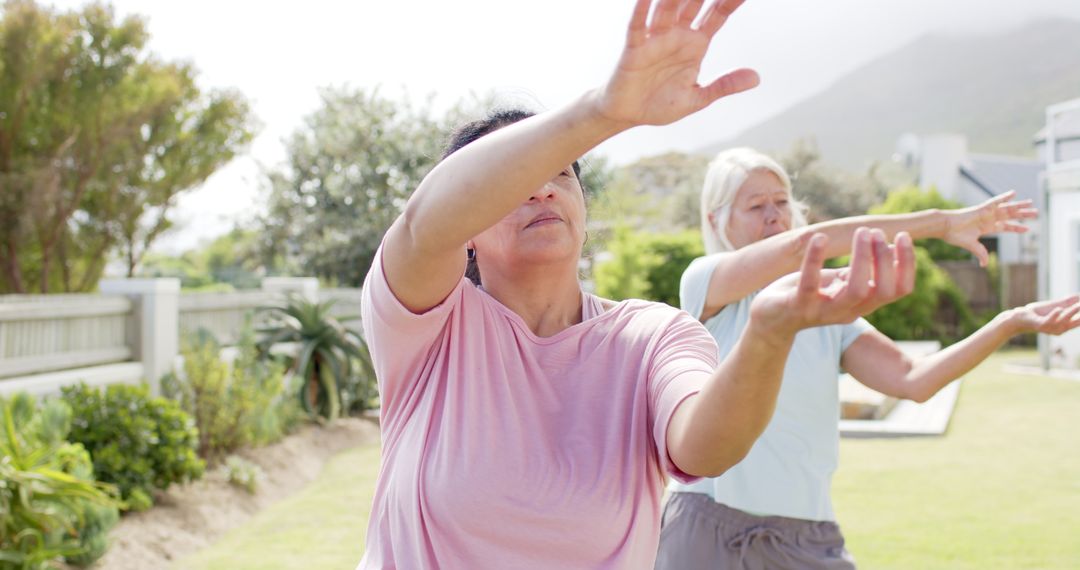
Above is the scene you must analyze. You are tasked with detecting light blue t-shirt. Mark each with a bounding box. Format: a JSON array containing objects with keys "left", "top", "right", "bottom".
[{"left": 669, "top": 254, "right": 873, "bottom": 522}]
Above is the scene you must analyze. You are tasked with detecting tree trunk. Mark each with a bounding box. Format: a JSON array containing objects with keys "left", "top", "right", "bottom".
[{"left": 1, "top": 241, "right": 26, "bottom": 294}]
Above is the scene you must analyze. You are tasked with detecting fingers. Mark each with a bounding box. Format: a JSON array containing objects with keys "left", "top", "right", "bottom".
[
  {"left": 796, "top": 233, "right": 828, "bottom": 298},
  {"left": 870, "top": 229, "right": 896, "bottom": 299},
  {"left": 700, "top": 68, "right": 760, "bottom": 105},
  {"left": 972, "top": 241, "right": 989, "bottom": 267},
  {"left": 698, "top": 0, "right": 746, "bottom": 36},
  {"left": 845, "top": 227, "right": 873, "bottom": 301},
  {"left": 651, "top": 0, "right": 683, "bottom": 32},
  {"left": 626, "top": 0, "right": 652, "bottom": 47},
  {"left": 895, "top": 231, "right": 915, "bottom": 296},
  {"left": 677, "top": 0, "right": 706, "bottom": 26}
]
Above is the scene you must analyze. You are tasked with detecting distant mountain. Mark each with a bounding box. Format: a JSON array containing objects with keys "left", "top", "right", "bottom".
[{"left": 701, "top": 19, "right": 1080, "bottom": 170}]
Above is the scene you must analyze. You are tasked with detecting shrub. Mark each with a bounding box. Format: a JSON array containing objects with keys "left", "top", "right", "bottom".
[
  {"left": 163, "top": 326, "right": 300, "bottom": 461},
  {"left": 865, "top": 246, "right": 977, "bottom": 342},
  {"left": 224, "top": 455, "right": 264, "bottom": 495},
  {"left": 61, "top": 383, "right": 205, "bottom": 511},
  {"left": 593, "top": 226, "right": 704, "bottom": 308},
  {"left": 0, "top": 393, "right": 120, "bottom": 569},
  {"left": 257, "top": 296, "right": 377, "bottom": 420}
]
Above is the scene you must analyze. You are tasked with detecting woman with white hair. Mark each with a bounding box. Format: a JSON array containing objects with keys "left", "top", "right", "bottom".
[{"left": 654, "top": 147, "right": 1080, "bottom": 569}]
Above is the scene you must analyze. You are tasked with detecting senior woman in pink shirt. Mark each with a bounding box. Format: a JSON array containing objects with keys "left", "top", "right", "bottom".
[{"left": 358, "top": 1, "right": 915, "bottom": 568}]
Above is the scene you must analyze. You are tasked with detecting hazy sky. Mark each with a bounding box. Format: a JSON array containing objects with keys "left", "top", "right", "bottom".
[{"left": 45, "top": 0, "right": 1080, "bottom": 253}]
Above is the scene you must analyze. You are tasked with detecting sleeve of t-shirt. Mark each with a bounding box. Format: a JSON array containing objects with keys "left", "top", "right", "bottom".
[
  {"left": 360, "top": 241, "right": 468, "bottom": 416},
  {"left": 679, "top": 255, "right": 724, "bottom": 320},
  {"left": 840, "top": 317, "right": 875, "bottom": 352},
  {"left": 648, "top": 310, "right": 720, "bottom": 484}
]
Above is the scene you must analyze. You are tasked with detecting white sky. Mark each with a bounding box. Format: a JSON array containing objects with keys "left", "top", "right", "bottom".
[{"left": 45, "top": 0, "right": 1080, "bottom": 253}]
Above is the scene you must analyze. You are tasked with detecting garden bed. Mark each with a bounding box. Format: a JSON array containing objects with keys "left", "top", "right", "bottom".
[{"left": 79, "top": 417, "right": 379, "bottom": 570}]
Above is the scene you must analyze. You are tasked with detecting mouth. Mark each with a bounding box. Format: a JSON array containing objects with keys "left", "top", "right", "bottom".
[{"left": 525, "top": 211, "right": 564, "bottom": 229}]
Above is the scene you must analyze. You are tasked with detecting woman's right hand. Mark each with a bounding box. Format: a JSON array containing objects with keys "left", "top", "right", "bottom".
[
  {"left": 596, "top": 0, "right": 760, "bottom": 128},
  {"left": 942, "top": 190, "right": 1037, "bottom": 266},
  {"left": 749, "top": 228, "right": 915, "bottom": 338}
]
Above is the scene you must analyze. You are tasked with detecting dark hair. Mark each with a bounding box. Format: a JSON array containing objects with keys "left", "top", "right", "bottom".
[{"left": 442, "top": 108, "right": 583, "bottom": 286}]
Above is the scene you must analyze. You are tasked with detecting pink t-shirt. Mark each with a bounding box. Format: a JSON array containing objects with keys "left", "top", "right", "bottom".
[{"left": 357, "top": 246, "right": 717, "bottom": 569}]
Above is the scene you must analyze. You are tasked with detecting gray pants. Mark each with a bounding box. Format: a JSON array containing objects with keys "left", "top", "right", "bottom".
[{"left": 654, "top": 492, "right": 857, "bottom": 570}]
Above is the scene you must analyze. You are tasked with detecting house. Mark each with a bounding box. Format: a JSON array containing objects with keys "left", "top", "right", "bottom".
[
  {"left": 911, "top": 134, "right": 1041, "bottom": 265},
  {"left": 1036, "top": 97, "right": 1080, "bottom": 371}
]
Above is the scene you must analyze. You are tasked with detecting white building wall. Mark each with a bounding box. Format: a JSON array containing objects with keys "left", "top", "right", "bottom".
[{"left": 1046, "top": 189, "right": 1080, "bottom": 369}]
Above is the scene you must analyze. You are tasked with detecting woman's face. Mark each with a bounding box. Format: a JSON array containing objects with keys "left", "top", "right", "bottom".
[
  {"left": 470, "top": 165, "right": 587, "bottom": 277},
  {"left": 719, "top": 169, "right": 793, "bottom": 249}
]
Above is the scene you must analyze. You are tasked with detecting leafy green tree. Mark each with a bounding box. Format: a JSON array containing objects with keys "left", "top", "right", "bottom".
[
  {"left": 0, "top": 0, "right": 254, "bottom": 293},
  {"left": 594, "top": 226, "right": 704, "bottom": 308},
  {"left": 258, "top": 88, "right": 449, "bottom": 287},
  {"left": 139, "top": 227, "right": 264, "bottom": 290}
]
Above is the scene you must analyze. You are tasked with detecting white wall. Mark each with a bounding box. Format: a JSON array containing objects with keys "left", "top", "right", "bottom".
[{"left": 1047, "top": 189, "right": 1080, "bottom": 369}]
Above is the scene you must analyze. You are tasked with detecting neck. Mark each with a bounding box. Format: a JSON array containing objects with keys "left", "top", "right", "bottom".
[{"left": 480, "top": 259, "right": 583, "bottom": 338}]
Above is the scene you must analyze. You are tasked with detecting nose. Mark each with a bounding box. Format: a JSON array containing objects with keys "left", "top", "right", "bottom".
[
  {"left": 763, "top": 202, "right": 781, "bottom": 223},
  {"left": 528, "top": 181, "right": 557, "bottom": 203}
]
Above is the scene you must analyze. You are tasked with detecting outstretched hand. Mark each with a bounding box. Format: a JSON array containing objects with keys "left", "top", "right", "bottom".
[
  {"left": 750, "top": 228, "right": 915, "bottom": 337},
  {"left": 1009, "top": 295, "right": 1080, "bottom": 336},
  {"left": 944, "top": 190, "right": 1037, "bottom": 267},
  {"left": 598, "top": 0, "right": 760, "bottom": 127}
]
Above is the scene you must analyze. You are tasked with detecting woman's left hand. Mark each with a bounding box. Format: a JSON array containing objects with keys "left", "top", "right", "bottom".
[
  {"left": 597, "top": 0, "right": 760, "bottom": 128},
  {"left": 943, "top": 190, "right": 1037, "bottom": 266},
  {"left": 1007, "top": 295, "right": 1080, "bottom": 335}
]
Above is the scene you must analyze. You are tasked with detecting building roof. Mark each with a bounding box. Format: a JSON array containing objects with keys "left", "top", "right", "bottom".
[{"left": 960, "top": 154, "right": 1042, "bottom": 208}]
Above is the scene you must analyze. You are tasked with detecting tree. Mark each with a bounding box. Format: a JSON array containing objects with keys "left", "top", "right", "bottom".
[
  {"left": 593, "top": 226, "right": 704, "bottom": 308},
  {"left": 777, "top": 139, "right": 888, "bottom": 222},
  {"left": 591, "top": 152, "right": 709, "bottom": 233},
  {"left": 258, "top": 88, "right": 450, "bottom": 286},
  {"left": 0, "top": 1, "right": 254, "bottom": 293}
]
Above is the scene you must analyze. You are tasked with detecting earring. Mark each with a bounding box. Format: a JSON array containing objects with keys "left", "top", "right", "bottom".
[{"left": 467, "top": 248, "right": 476, "bottom": 261}]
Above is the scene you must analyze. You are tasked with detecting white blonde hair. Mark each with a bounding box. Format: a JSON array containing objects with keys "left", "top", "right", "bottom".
[{"left": 700, "top": 147, "right": 809, "bottom": 254}]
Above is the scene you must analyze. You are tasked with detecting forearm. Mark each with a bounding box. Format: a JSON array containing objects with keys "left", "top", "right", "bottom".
[
  {"left": 706, "top": 211, "right": 949, "bottom": 312},
  {"left": 811, "top": 210, "right": 947, "bottom": 259},
  {"left": 902, "top": 312, "right": 1020, "bottom": 402},
  {"left": 399, "top": 90, "right": 626, "bottom": 253},
  {"left": 670, "top": 321, "right": 795, "bottom": 477}
]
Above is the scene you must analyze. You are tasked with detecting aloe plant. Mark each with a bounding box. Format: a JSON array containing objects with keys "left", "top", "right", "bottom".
[
  {"left": 257, "top": 295, "right": 376, "bottom": 420},
  {"left": 0, "top": 394, "right": 121, "bottom": 569}
]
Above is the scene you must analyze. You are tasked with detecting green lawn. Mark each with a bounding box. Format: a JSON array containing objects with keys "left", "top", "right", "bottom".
[
  {"left": 177, "top": 350, "right": 1080, "bottom": 569},
  {"left": 834, "top": 351, "right": 1080, "bottom": 569},
  {"left": 174, "top": 444, "right": 381, "bottom": 570}
]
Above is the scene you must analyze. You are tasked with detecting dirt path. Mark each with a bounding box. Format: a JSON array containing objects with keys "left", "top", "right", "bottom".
[{"left": 82, "top": 417, "right": 380, "bottom": 570}]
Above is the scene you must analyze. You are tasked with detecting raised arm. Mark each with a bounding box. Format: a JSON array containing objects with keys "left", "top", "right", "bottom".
[
  {"left": 382, "top": 0, "right": 760, "bottom": 313},
  {"left": 842, "top": 295, "right": 1080, "bottom": 403},
  {"left": 697, "top": 191, "right": 1036, "bottom": 320},
  {"left": 668, "top": 228, "right": 916, "bottom": 476}
]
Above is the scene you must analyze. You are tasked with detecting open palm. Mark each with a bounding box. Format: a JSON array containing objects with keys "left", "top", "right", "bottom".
[
  {"left": 1012, "top": 295, "right": 1080, "bottom": 335},
  {"left": 944, "top": 190, "right": 1037, "bottom": 266},
  {"left": 599, "top": 0, "right": 760, "bottom": 127},
  {"left": 751, "top": 229, "right": 916, "bottom": 336}
]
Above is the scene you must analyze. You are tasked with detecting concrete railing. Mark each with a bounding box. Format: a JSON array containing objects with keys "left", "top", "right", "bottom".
[
  {"left": 0, "top": 277, "right": 360, "bottom": 397},
  {"left": 0, "top": 294, "right": 133, "bottom": 379}
]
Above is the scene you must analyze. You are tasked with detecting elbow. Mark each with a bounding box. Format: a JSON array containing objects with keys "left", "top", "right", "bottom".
[
  {"left": 671, "top": 439, "right": 755, "bottom": 479},
  {"left": 905, "top": 387, "right": 933, "bottom": 404}
]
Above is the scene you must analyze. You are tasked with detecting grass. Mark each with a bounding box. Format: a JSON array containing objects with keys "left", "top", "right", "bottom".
[
  {"left": 174, "top": 443, "right": 381, "bottom": 570},
  {"left": 834, "top": 350, "right": 1080, "bottom": 569},
  {"left": 176, "top": 350, "right": 1080, "bottom": 569}
]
